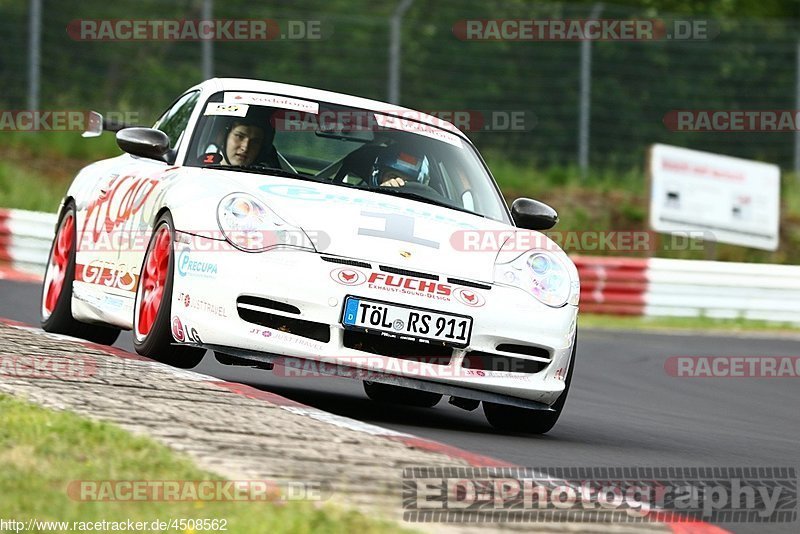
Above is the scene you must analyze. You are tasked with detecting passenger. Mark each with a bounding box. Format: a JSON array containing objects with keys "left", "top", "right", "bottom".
[{"left": 370, "top": 147, "right": 428, "bottom": 188}]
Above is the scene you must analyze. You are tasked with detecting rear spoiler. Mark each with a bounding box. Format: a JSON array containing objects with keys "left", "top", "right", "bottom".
[{"left": 81, "top": 111, "right": 141, "bottom": 137}]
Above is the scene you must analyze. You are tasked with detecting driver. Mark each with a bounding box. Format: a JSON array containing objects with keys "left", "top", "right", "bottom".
[
  {"left": 224, "top": 121, "right": 264, "bottom": 166},
  {"left": 370, "top": 147, "right": 428, "bottom": 188},
  {"left": 204, "top": 106, "right": 278, "bottom": 167}
]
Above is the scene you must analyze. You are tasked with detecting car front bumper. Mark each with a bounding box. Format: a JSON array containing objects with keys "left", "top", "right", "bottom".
[{"left": 170, "top": 238, "right": 578, "bottom": 407}]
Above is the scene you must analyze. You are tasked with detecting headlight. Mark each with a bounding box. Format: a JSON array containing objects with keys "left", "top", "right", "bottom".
[
  {"left": 494, "top": 250, "right": 575, "bottom": 307},
  {"left": 217, "top": 193, "right": 315, "bottom": 252}
]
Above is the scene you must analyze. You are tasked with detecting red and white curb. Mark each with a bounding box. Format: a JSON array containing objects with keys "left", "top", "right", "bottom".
[{"left": 212, "top": 379, "right": 511, "bottom": 468}]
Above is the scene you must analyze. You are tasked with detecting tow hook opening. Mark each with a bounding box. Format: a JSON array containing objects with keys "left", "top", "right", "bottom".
[{"left": 449, "top": 396, "right": 480, "bottom": 411}]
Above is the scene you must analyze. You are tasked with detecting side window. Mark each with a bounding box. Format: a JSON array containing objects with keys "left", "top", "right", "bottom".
[{"left": 153, "top": 91, "right": 200, "bottom": 149}]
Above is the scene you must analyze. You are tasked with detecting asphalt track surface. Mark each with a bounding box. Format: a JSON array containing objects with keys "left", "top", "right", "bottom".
[{"left": 2, "top": 278, "right": 798, "bottom": 533}]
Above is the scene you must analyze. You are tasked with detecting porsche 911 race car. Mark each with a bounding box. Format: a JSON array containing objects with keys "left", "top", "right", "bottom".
[{"left": 40, "top": 78, "right": 580, "bottom": 433}]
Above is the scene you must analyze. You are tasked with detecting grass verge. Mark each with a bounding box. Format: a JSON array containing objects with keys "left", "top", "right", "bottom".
[
  {"left": 0, "top": 394, "right": 411, "bottom": 533},
  {"left": 0, "top": 161, "right": 67, "bottom": 212}
]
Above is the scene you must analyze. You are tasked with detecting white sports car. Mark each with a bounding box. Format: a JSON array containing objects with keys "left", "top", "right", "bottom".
[{"left": 40, "top": 78, "right": 580, "bottom": 433}]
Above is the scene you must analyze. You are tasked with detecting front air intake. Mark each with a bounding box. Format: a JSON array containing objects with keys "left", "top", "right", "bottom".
[
  {"left": 379, "top": 266, "right": 438, "bottom": 280},
  {"left": 237, "top": 295, "right": 301, "bottom": 315},
  {"left": 237, "top": 306, "right": 330, "bottom": 343},
  {"left": 462, "top": 352, "right": 548, "bottom": 374},
  {"left": 321, "top": 256, "right": 372, "bottom": 269},
  {"left": 343, "top": 330, "right": 452, "bottom": 365},
  {"left": 495, "top": 344, "right": 551, "bottom": 360}
]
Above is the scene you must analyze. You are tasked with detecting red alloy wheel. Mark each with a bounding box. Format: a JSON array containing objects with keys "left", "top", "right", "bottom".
[
  {"left": 44, "top": 213, "right": 75, "bottom": 314},
  {"left": 137, "top": 225, "right": 171, "bottom": 337}
]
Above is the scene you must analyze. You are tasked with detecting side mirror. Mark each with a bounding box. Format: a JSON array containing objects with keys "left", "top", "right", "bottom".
[
  {"left": 116, "top": 128, "right": 170, "bottom": 161},
  {"left": 511, "top": 198, "right": 558, "bottom": 230}
]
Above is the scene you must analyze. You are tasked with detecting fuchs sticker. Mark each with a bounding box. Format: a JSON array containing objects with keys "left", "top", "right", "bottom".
[
  {"left": 333, "top": 268, "right": 487, "bottom": 307},
  {"left": 330, "top": 268, "right": 366, "bottom": 286},
  {"left": 367, "top": 272, "right": 451, "bottom": 301},
  {"left": 454, "top": 288, "right": 486, "bottom": 307}
]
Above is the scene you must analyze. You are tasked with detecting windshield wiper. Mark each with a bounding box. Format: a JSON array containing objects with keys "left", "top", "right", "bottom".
[
  {"left": 203, "top": 164, "right": 321, "bottom": 183},
  {"left": 369, "top": 187, "right": 486, "bottom": 218}
]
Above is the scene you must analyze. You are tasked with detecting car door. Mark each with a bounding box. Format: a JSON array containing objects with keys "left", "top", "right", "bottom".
[{"left": 82, "top": 91, "right": 201, "bottom": 327}]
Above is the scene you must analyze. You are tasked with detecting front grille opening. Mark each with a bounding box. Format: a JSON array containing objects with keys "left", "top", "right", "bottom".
[
  {"left": 343, "top": 329, "right": 452, "bottom": 365},
  {"left": 321, "top": 256, "right": 371, "bottom": 269},
  {"left": 495, "top": 344, "right": 551, "bottom": 360},
  {"left": 238, "top": 308, "right": 330, "bottom": 343},
  {"left": 462, "top": 351, "right": 548, "bottom": 374},
  {"left": 447, "top": 278, "right": 492, "bottom": 290},
  {"left": 379, "top": 266, "right": 438, "bottom": 280},
  {"left": 237, "top": 295, "right": 301, "bottom": 315}
]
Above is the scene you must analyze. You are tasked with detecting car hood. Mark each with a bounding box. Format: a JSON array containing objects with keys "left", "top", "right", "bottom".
[{"left": 229, "top": 174, "right": 516, "bottom": 282}]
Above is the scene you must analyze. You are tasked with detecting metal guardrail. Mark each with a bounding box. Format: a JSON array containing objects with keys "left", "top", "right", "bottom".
[
  {"left": 575, "top": 255, "right": 800, "bottom": 324},
  {"left": 645, "top": 257, "right": 800, "bottom": 324},
  {"left": 3, "top": 208, "right": 799, "bottom": 324},
  {"left": 0, "top": 208, "right": 55, "bottom": 272}
]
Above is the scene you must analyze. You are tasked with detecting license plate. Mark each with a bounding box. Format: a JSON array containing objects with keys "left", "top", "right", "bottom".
[{"left": 341, "top": 296, "right": 472, "bottom": 347}]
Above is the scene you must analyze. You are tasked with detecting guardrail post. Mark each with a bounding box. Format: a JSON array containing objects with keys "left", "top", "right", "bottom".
[
  {"left": 794, "top": 39, "right": 800, "bottom": 179},
  {"left": 201, "top": 0, "right": 214, "bottom": 80},
  {"left": 578, "top": 3, "right": 603, "bottom": 178},
  {"left": 388, "top": 0, "right": 414, "bottom": 104},
  {"left": 27, "top": 0, "right": 41, "bottom": 112}
]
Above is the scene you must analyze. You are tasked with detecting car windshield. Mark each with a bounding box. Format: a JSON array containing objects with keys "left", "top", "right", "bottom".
[{"left": 185, "top": 92, "right": 510, "bottom": 223}]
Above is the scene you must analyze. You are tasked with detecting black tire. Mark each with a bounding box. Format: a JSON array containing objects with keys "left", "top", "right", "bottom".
[
  {"left": 363, "top": 381, "right": 443, "bottom": 408},
  {"left": 133, "top": 212, "right": 205, "bottom": 368},
  {"left": 483, "top": 330, "right": 578, "bottom": 434},
  {"left": 40, "top": 201, "right": 120, "bottom": 345}
]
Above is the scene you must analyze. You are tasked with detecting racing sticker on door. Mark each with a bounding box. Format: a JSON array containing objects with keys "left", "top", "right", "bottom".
[
  {"left": 75, "top": 260, "right": 139, "bottom": 292},
  {"left": 81, "top": 174, "right": 159, "bottom": 245}
]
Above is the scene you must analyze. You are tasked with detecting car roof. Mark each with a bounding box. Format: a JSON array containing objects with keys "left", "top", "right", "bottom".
[{"left": 191, "top": 77, "right": 468, "bottom": 140}]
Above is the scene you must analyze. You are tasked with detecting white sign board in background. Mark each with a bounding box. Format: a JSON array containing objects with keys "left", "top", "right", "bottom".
[{"left": 649, "top": 144, "right": 780, "bottom": 251}]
